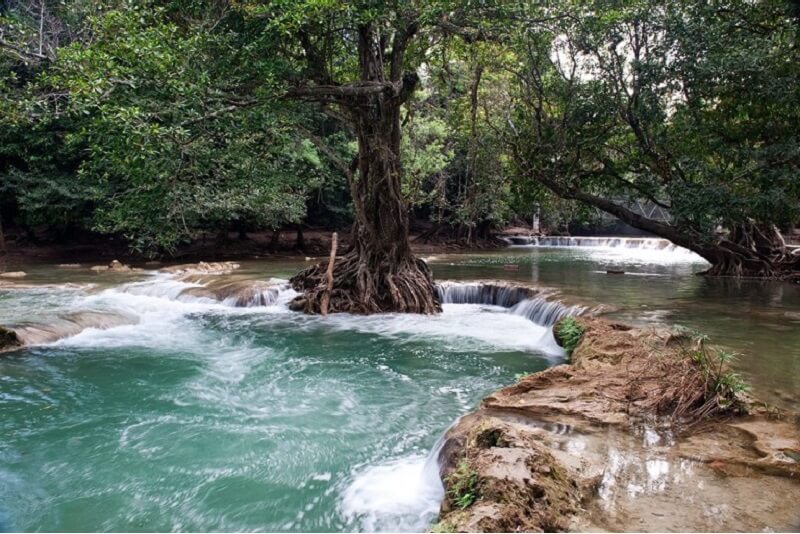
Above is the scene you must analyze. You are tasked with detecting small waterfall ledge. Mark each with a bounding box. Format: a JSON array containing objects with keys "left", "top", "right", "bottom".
[
  {"left": 435, "top": 281, "right": 587, "bottom": 327},
  {"left": 503, "top": 235, "right": 683, "bottom": 250}
]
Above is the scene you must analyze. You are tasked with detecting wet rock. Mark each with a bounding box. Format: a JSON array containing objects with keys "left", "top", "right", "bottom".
[
  {"left": 436, "top": 318, "right": 800, "bottom": 532},
  {"left": 161, "top": 261, "right": 240, "bottom": 275},
  {"left": 0, "top": 326, "right": 21, "bottom": 352},
  {"left": 437, "top": 415, "right": 581, "bottom": 533},
  {"left": 0, "top": 271, "right": 26, "bottom": 278},
  {"left": 178, "top": 279, "right": 284, "bottom": 307},
  {"left": 0, "top": 311, "right": 138, "bottom": 352},
  {"left": 108, "top": 259, "right": 131, "bottom": 272},
  {"left": 57, "top": 263, "right": 82, "bottom": 269},
  {"left": 90, "top": 260, "right": 134, "bottom": 272}
]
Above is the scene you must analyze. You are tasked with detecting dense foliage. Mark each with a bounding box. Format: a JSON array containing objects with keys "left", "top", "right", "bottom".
[{"left": 1, "top": 0, "right": 798, "bottom": 274}]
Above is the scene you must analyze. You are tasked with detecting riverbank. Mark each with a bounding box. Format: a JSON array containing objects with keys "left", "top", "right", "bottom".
[
  {"left": 434, "top": 317, "right": 800, "bottom": 532},
  {"left": 0, "top": 228, "right": 508, "bottom": 270}
]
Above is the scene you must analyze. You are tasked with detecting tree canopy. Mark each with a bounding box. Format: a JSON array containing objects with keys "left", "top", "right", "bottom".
[{"left": 1, "top": 0, "right": 798, "bottom": 280}]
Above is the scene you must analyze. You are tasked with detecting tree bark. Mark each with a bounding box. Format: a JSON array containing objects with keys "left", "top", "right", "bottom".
[
  {"left": 289, "top": 22, "right": 440, "bottom": 314},
  {"left": 270, "top": 229, "right": 281, "bottom": 252},
  {"left": 294, "top": 225, "right": 305, "bottom": 251},
  {"left": 0, "top": 212, "right": 6, "bottom": 254}
]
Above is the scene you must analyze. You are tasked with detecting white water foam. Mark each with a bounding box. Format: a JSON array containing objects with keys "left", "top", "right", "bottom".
[
  {"left": 321, "top": 304, "right": 563, "bottom": 357},
  {"left": 339, "top": 453, "right": 444, "bottom": 532},
  {"left": 39, "top": 274, "right": 564, "bottom": 360},
  {"left": 505, "top": 235, "right": 707, "bottom": 265}
]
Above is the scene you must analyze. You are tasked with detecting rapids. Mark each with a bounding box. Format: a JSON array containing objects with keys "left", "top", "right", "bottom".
[{"left": 1, "top": 239, "right": 799, "bottom": 532}]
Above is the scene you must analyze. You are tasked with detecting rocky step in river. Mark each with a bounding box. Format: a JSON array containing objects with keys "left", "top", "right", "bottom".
[{"left": 435, "top": 317, "right": 800, "bottom": 532}]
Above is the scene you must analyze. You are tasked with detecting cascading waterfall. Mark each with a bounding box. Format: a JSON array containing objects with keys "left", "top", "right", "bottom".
[
  {"left": 509, "top": 298, "right": 584, "bottom": 327},
  {"left": 117, "top": 275, "right": 293, "bottom": 308},
  {"left": 435, "top": 282, "right": 536, "bottom": 308},
  {"left": 505, "top": 235, "right": 683, "bottom": 250},
  {"left": 436, "top": 281, "right": 584, "bottom": 327}
]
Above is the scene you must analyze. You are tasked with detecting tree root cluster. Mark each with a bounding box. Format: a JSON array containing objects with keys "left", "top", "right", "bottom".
[
  {"left": 702, "top": 222, "right": 800, "bottom": 279},
  {"left": 289, "top": 251, "right": 441, "bottom": 314}
]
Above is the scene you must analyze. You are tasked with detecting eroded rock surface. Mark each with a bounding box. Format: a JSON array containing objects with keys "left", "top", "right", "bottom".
[
  {"left": 160, "top": 261, "right": 240, "bottom": 275},
  {"left": 178, "top": 278, "right": 285, "bottom": 307},
  {"left": 435, "top": 318, "right": 800, "bottom": 532},
  {"left": 0, "top": 311, "right": 138, "bottom": 353}
]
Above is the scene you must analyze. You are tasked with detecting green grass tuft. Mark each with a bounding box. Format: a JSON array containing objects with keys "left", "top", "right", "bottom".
[
  {"left": 446, "top": 459, "right": 479, "bottom": 510},
  {"left": 554, "top": 317, "right": 584, "bottom": 360}
]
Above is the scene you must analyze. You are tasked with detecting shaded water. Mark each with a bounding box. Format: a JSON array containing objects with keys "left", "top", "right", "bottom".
[{"left": 1, "top": 241, "right": 799, "bottom": 532}]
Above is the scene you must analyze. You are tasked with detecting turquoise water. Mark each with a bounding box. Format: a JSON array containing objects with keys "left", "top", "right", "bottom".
[
  {"left": 0, "top": 272, "right": 557, "bottom": 532},
  {"left": 1, "top": 242, "right": 799, "bottom": 532}
]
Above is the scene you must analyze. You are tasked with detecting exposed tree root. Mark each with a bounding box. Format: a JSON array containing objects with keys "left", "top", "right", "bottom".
[
  {"left": 699, "top": 222, "right": 800, "bottom": 279},
  {"left": 289, "top": 250, "right": 441, "bottom": 314}
]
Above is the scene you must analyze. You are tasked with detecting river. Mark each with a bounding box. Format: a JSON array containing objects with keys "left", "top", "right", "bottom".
[{"left": 0, "top": 238, "right": 798, "bottom": 532}]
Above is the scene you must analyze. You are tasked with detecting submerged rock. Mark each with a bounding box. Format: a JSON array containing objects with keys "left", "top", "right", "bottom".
[
  {"left": 0, "top": 311, "right": 138, "bottom": 352},
  {"left": 435, "top": 318, "right": 800, "bottom": 532},
  {"left": 0, "top": 281, "right": 94, "bottom": 291}
]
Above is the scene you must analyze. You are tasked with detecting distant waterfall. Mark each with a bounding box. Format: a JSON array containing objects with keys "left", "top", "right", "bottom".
[
  {"left": 504, "top": 235, "right": 682, "bottom": 250},
  {"left": 436, "top": 282, "right": 584, "bottom": 327}
]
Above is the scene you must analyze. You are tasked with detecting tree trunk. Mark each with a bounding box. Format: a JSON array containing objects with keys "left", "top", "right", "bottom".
[
  {"left": 0, "top": 212, "right": 6, "bottom": 254},
  {"left": 294, "top": 225, "right": 305, "bottom": 251},
  {"left": 289, "top": 23, "right": 439, "bottom": 314},
  {"left": 270, "top": 229, "right": 281, "bottom": 252}
]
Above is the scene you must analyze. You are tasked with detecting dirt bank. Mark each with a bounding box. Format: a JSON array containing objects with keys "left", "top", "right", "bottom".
[{"left": 435, "top": 318, "right": 800, "bottom": 532}]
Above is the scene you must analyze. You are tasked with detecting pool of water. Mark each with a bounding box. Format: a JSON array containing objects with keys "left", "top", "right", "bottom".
[{"left": 1, "top": 242, "right": 799, "bottom": 532}]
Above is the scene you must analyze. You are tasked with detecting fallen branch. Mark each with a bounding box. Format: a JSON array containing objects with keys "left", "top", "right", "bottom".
[{"left": 320, "top": 232, "right": 338, "bottom": 316}]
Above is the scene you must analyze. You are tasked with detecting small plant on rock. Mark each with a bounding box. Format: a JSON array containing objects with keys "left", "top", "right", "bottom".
[
  {"left": 689, "top": 340, "right": 749, "bottom": 408},
  {"left": 554, "top": 317, "right": 585, "bottom": 359},
  {"left": 446, "top": 459, "right": 479, "bottom": 510}
]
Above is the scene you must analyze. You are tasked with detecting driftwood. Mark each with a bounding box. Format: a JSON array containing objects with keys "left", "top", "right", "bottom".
[{"left": 320, "top": 233, "right": 338, "bottom": 316}]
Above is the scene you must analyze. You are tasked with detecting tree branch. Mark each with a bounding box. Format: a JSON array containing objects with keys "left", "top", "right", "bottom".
[
  {"left": 390, "top": 18, "right": 419, "bottom": 81},
  {"left": 179, "top": 100, "right": 258, "bottom": 127},
  {"left": 0, "top": 38, "right": 50, "bottom": 62}
]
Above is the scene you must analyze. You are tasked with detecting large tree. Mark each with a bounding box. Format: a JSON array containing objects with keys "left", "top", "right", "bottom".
[
  {"left": 265, "top": 1, "right": 515, "bottom": 313},
  {"left": 505, "top": 0, "right": 800, "bottom": 278}
]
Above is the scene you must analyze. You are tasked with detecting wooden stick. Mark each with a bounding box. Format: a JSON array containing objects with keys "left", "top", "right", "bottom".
[{"left": 320, "top": 232, "right": 338, "bottom": 316}]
